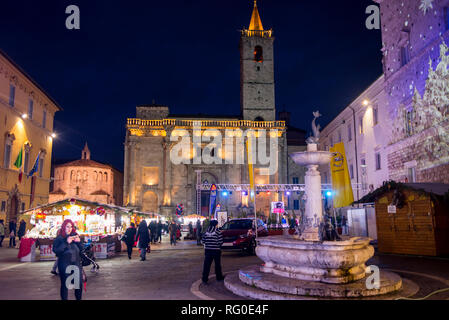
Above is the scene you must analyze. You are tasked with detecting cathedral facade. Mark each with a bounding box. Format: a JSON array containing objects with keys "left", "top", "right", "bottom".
[{"left": 123, "top": 3, "right": 306, "bottom": 218}]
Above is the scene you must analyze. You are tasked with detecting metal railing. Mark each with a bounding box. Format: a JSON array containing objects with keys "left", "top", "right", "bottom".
[{"left": 127, "top": 118, "right": 285, "bottom": 129}]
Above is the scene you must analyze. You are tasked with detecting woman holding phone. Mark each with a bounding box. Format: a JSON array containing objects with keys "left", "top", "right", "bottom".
[{"left": 53, "top": 219, "right": 84, "bottom": 300}]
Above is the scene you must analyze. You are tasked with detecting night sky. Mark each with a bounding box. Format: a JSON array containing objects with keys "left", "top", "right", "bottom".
[{"left": 1, "top": 0, "right": 382, "bottom": 171}]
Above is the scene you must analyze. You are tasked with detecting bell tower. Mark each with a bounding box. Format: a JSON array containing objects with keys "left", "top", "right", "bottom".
[{"left": 240, "top": 0, "right": 275, "bottom": 121}]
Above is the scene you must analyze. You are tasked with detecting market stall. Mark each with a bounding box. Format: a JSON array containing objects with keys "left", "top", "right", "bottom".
[{"left": 18, "top": 198, "right": 141, "bottom": 261}]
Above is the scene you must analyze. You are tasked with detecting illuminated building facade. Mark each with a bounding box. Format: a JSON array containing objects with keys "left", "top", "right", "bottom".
[
  {"left": 0, "top": 50, "right": 60, "bottom": 225},
  {"left": 123, "top": 2, "right": 306, "bottom": 217},
  {"left": 49, "top": 143, "right": 123, "bottom": 205}
]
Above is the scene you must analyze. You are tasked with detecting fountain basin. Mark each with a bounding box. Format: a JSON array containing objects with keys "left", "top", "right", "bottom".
[
  {"left": 256, "top": 235, "right": 374, "bottom": 284},
  {"left": 289, "top": 151, "right": 334, "bottom": 166}
]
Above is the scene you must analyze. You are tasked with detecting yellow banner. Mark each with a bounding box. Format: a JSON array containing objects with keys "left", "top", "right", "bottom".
[
  {"left": 246, "top": 139, "right": 255, "bottom": 202},
  {"left": 330, "top": 142, "right": 354, "bottom": 208}
]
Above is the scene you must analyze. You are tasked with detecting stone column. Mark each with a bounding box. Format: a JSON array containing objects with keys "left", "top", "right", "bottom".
[
  {"left": 123, "top": 139, "right": 130, "bottom": 205},
  {"left": 300, "top": 144, "right": 322, "bottom": 242}
]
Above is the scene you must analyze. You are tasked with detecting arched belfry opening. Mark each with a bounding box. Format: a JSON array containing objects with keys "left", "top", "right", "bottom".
[{"left": 254, "top": 46, "right": 263, "bottom": 62}]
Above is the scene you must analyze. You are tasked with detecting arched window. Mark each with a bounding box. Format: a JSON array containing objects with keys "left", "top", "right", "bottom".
[
  {"left": 76, "top": 186, "right": 80, "bottom": 195},
  {"left": 94, "top": 171, "right": 98, "bottom": 181},
  {"left": 83, "top": 171, "right": 88, "bottom": 181},
  {"left": 104, "top": 172, "right": 108, "bottom": 182},
  {"left": 70, "top": 171, "right": 74, "bottom": 181},
  {"left": 76, "top": 171, "right": 81, "bottom": 182},
  {"left": 254, "top": 46, "right": 263, "bottom": 62},
  {"left": 254, "top": 116, "right": 264, "bottom": 122},
  {"left": 99, "top": 172, "right": 103, "bottom": 182}
]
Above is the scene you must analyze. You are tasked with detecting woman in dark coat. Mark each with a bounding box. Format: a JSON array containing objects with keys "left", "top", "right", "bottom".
[
  {"left": 135, "top": 220, "right": 150, "bottom": 261},
  {"left": 52, "top": 219, "right": 84, "bottom": 300},
  {"left": 17, "top": 220, "right": 26, "bottom": 240},
  {"left": 122, "top": 223, "right": 136, "bottom": 259}
]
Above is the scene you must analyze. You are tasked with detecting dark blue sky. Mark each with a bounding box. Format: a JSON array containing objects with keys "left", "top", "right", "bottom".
[{"left": 1, "top": 0, "right": 382, "bottom": 171}]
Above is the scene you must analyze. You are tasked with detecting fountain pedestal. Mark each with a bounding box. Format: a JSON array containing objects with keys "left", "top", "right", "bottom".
[{"left": 223, "top": 113, "right": 405, "bottom": 299}]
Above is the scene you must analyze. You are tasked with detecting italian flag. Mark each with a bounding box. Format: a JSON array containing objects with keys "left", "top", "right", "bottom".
[{"left": 13, "top": 147, "right": 23, "bottom": 183}]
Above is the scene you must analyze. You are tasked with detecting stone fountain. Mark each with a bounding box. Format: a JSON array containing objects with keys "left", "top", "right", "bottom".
[{"left": 224, "top": 112, "right": 412, "bottom": 299}]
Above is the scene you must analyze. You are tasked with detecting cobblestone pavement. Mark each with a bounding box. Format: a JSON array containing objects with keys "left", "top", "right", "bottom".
[{"left": 0, "top": 236, "right": 448, "bottom": 300}]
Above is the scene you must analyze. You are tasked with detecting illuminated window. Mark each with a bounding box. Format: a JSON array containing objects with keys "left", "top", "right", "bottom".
[{"left": 254, "top": 46, "right": 263, "bottom": 62}]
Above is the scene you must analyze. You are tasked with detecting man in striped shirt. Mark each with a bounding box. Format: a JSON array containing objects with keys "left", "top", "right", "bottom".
[{"left": 201, "top": 220, "right": 225, "bottom": 284}]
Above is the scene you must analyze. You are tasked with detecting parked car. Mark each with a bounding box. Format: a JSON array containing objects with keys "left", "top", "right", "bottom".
[{"left": 220, "top": 218, "right": 268, "bottom": 255}]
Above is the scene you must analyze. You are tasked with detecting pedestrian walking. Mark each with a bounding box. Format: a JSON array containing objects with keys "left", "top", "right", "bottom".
[
  {"left": 188, "top": 222, "right": 194, "bottom": 238},
  {"left": 135, "top": 220, "right": 150, "bottom": 261},
  {"left": 18, "top": 220, "right": 26, "bottom": 241},
  {"left": 150, "top": 221, "right": 157, "bottom": 243},
  {"left": 169, "top": 220, "right": 177, "bottom": 246},
  {"left": 51, "top": 259, "right": 59, "bottom": 275},
  {"left": 196, "top": 219, "right": 202, "bottom": 245},
  {"left": 9, "top": 220, "right": 16, "bottom": 248},
  {"left": 0, "top": 220, "right": 5, "bottom": 247},
  {"left": 201, "top": 220, "right": 225, "bottom": 284},
  {"left": 52, "top": 219, "right": 84, "bottom": 300},
  {"left": 157, "top": 221, "right": 163, "bottom": 243},
  {"left": 122, "top": 223, "right": 137, "bottom": 259}
]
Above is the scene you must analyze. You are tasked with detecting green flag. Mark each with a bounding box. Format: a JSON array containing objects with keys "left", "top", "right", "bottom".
[{"left": 13, "top": 147, "right": 23, "bottom": 169}]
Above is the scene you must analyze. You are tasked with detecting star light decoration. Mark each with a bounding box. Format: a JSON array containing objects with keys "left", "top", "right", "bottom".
[{"left": 419, "top": 0, "right": 434, "bottom": 15}]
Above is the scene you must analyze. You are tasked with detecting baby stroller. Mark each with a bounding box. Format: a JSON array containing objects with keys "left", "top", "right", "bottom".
[{"left": 81, "top": 242, "right": 100, "bottom": 273}]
